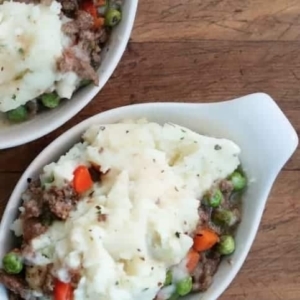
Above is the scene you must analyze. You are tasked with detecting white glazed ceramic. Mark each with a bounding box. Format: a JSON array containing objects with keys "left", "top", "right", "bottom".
[
  {"left": 0, "top": 0, "right": 138, "bottom": 150},
  {"left": 0, "top": 93, "right": 298, "bottom": 300}
]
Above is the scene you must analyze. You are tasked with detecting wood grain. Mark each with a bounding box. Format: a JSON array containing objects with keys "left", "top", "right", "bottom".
[
  {"left": 133, "top": 0, "right": 300, "bottom": 42},
  {"left": 1, "top": 0, "right": 300, "bottom": 299}
]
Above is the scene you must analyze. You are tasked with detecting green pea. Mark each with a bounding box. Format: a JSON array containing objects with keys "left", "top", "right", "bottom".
[
  {"left": 228, "top": 171, "right": 247, "bottom": 191},
  {"left": 217, "top": 235, "right": 235, "bottom": 255},
  {"left": 176, "top": 276, "right": 192, "bottom": 296},
  {"left": 212, "top": 209, "right": 238, "bottom": 227},
  {"left": 164, "top": 270, "right": 172, "bottom": 286},
  {"left": 41, "top": 92, "right": 60, "bottom": 109},
  {"left": 105, "top": 8, "right": 122, "bottom": 27},
  {"left": 205, "top": 189, "right": 223, "bottom": 208},
  {"left": 2, "top": 252, "right": 23, "bottom": 274},
  {"left": 6, "top": 106, "right": 28, "bottom": 123}
]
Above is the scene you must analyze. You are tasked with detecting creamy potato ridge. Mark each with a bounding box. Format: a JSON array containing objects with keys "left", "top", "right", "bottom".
[{"left": 14, "top": 120, "right": 241, "bottom": 300}]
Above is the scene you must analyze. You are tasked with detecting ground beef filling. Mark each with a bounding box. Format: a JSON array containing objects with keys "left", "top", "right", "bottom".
[
  {"left": 191, "top": 179, "right": 241, "bottom": 292},
  {"left": 191, "top": 252, "right": 221, "bottom": 292},
  {"left": 25, "top": 264, "right": 54, "bottom": 295},
  {"left": 0, "top": 272, "right": 29, "bottom": 300},
  {"left": 18, "top": 179, "right": 79, "bottom": 247},
  {"left": 58, "top": 0, "right": 80, "bottom": 17},
  {"left": 1, "top": 174, "right": 243, "bottom": 299},
  {"left": 58, "top": 5, "right": 110, "bottom": 85},
  {"left": 2, "top": 180, "right": 79, "bottom": 299}
]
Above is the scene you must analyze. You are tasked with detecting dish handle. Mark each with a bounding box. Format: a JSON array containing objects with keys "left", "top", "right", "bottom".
[{"left": 222, "top": 93, "right": 298, "bottom": 175}]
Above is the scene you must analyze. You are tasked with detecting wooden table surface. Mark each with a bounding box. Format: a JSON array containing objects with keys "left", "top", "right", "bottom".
[{"left": 1, "top": 0, "right": 300, "bottom": 299}]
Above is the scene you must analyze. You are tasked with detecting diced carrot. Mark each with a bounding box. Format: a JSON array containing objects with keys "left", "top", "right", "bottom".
[
  {"left": 93, "top": 17, "right": 105, "bottom": 29},
  {"left": 95, "top": 0, "right": 106, "bottom": 6},
  {"left": 54, "top": 279, "right": 73, "bottom": 300},
  {"left": 73, "top": 165, "right": 93, "bottom": 193},
  {"left": 186, "top": 249, "right": 200, "bottom": 273},
  {"left": 81, "top": 0, "right": 98, "bottom": 18},
  {"left": 80, "top": 0, "right": 105, "bottom": 29},
  {"left": 193, "top": 228, "right": 220, "bottom": 252}
]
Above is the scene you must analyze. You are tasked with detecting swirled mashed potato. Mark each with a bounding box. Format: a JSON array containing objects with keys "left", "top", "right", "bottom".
[
  {"left": 0, "top": 1, "right": 79, "bottom": 112},
  {"left": 22, "top": 120, "right": 241, "bottom": 300}
]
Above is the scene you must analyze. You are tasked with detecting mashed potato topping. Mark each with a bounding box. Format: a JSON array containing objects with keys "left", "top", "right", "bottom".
[
  {"left": 0, "top": 1, "right": 79, "bottom": 112},
  {"left": 23, "top": 120, "right": 241, "bottom": 300}
]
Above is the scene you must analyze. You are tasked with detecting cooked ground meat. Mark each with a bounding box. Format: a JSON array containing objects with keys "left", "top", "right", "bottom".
[
  {"left": 22, "top": 180, "right": 78, "bottom": 222},
  {"left": 0, "top": 272, "right": 29, "bottom": 299},
  {"left": 20, "top": 244, "right": 34, "bottom": 260},
  {"left": 76, "top": 10, "right": 94, "bottom": 30},
  {"left": 198, "top": 206, "right": 210, "bottom": 224},
  {"left": 8, "top": 293, "right": 22, "bottom": 300},
  {"left": 21, "top": 180, "right": 43, "bottom": 219},
  {"left": 22, "top": 218, "right": 47, "bottom": 243},
  {"left": 25, "top": 100, "right": 38, "bottom": 118},
  {"left": 219, "top": 179, "right": 234, "bottom": 194},
  {"left": 47, "top": 196, "right": 73, "bottom": 219},
  {"left": 198, "top": 206, "right": 222, "bottom": 235},
  {"left": 58, "top": 0, "right": 79, "bottom": 17},
  {"left": 43, "top": 265, "right": 54, "bottom": 294},
  {"left": 78, "top": 29, "right": 106, "bottom": 67},
  {"left": 25, "top": 264, "right": 54, "bottom": 294},
  {"left": 22, "top": 200, "right": 42, "bottom": 219},
  {"left": 62, "top": 20, "right": 79, "bottom": 35},
  {"left": 191, "top": 177, "right": 243, "bottom": 292},
  {"left": 218, "top": 179, "right": 236, "bottom": 210},
  {"left": 198, "top": 182, "right": 242, "bottom": 236},
  {"left": 191, "top": 253, "right": 221, "bottom": 292},
  {"left": 43, "top": 184, "right": 79, "bottom": 219},
  {"left": 20, "top": 180, "right": 79, "bottom": 243},
  {"left": 70, "top": 268, "right": 81, "bottom": 288},
  {"left": 59, "top": 7, "right": 110, "bottom": 83},
  {"left": 57, "top": 48, "right": 99, "bottom": 85},
  {"left": 62, "top": 10, "right": 93, "bottom": 35}
]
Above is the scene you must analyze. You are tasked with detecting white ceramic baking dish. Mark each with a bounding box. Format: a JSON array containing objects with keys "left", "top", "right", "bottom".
[
  {"left": 0, "top": 93, "right": 298, "bottom": 299},
  {"left": 0, "top": 0, "right": 138, "bottom": 149}
]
